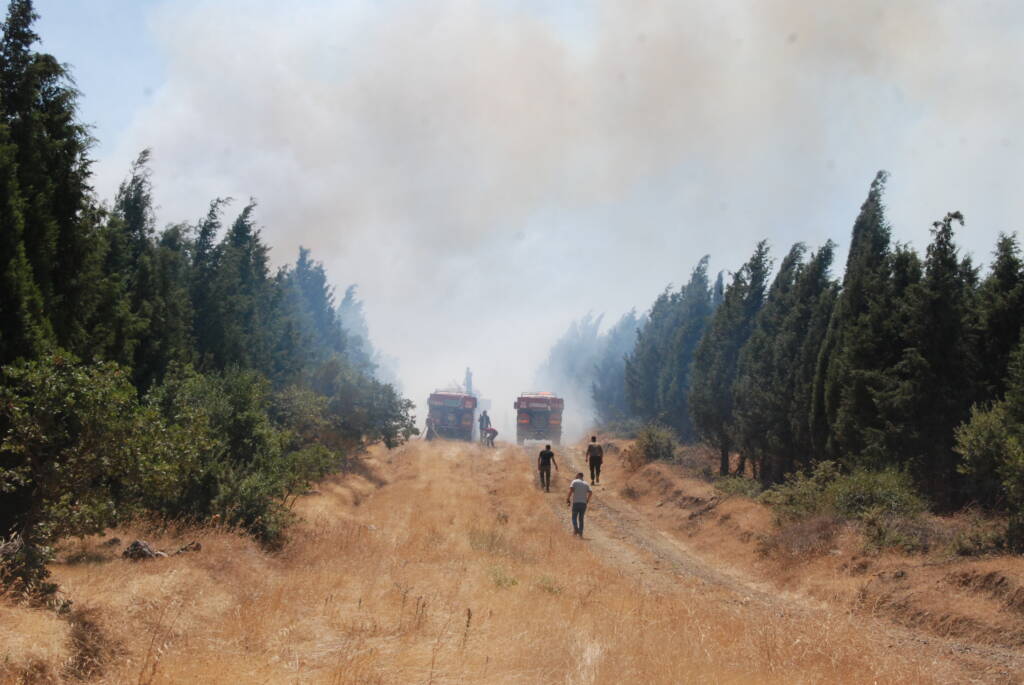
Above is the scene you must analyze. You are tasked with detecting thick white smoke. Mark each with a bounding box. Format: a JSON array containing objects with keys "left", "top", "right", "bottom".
[{"left": 87, "top": 0, "right": 1024, "bottom": 435}]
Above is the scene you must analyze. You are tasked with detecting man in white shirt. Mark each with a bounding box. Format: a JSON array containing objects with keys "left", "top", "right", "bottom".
[{"left": 566, "top": 473, "right": 593, "bottom": 537}]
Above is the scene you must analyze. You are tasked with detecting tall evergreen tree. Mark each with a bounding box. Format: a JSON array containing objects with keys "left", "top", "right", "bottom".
[
  {"left": 656, "top": 257, "right": 713, "bottom": 440},
  {"left": 976, "top": 233, "right": 1024, "bottom": 400},
  {"left": 197, "top": 201, "right": 277, "bottom": 373},
  {"left": 690, "top": 241, "right": 771, "bottom": 475},
  {"left": 337, "top": 285, "right": 377, "bottom": 375},
  {"left": 813, "top": 171, "right": 904, "bottom": 462},
  {"left": 0, "top": 0, "right": 99, "bottom": 350},
  {"left": 876, "top": 212, "right": 978, "bottom": 508},
  {"left": 625, "top": 288, "right": 675, "bottom": 421},
  {"left": 591, "top": 309, "right": 642, "bottom": 425},
  {"left": 0, "top": 116, "right": 50, "bottom": 362},
  {"left": 734, "top": 242, "right": 838, "bottom": 484}
]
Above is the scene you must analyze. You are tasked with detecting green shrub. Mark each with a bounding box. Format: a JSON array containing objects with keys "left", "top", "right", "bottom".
[
  {"left": 714, "top": 476, "right": 763, "bottom": 498},
  {"left": 0, "top": 355, "right": 192, "bottom": 587},
  {"left": 759, "top": 461, "right": 843, "bottom": 520},
  {"left": 827, "top": 468, "right": 927, "bottom": 519},
  {"left": 761, "top": 461, "right": 926, "bottom": 522},
  {"left": 956, "top": 402, "right": 1024, "bottom": 549},
  {"left": 760, "top": 461, "right": 929, "bottom": 553},
  {"left": 635, "top": 423, "right": 678, "bottom": 463}
]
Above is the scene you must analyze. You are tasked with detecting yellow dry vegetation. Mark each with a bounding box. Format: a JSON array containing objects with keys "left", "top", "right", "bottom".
[{"left": 0, "top": 441, "right": 966, "bottom": 683}]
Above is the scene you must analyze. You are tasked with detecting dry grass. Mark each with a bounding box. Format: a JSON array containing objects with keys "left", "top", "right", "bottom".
[{"left": 0, "top": 441, "right": 975, "bottom": 683}]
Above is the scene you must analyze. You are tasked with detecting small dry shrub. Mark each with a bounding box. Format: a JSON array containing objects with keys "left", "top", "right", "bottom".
[
  {"left": 860, "top": 510, "right": 950, "bottom": 554},
  {"left": 947, "top": 509, "right": 1007, "bottom": 556},
  {"left": 488, "top": 565, "right": 518, "bottom": 589},
  {"left": 621, "top": 445, "right": 646, "bottom": 473},
  {"left": 761, "top": 515, "right": 842, "bottom": 559},
  {"left": 676, "top": 445, "right": 716, "bottom": 481}
]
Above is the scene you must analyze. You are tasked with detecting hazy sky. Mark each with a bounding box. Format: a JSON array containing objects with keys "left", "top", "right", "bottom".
[{"left": 34, "top": 0, "right": 1024, "bottom": 434}]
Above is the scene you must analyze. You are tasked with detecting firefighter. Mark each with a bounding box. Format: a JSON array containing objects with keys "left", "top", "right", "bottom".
[{"left": 478, "top": 410, "right": 491, "bottom": 443}]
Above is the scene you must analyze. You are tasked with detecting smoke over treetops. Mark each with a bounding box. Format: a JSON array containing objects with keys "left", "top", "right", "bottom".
[{"left": 75, "top": 0, "right": 1024, "bottom": 433}]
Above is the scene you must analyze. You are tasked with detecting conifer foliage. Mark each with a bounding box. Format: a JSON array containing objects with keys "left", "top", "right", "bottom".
[
  {"left": 543, "top": 167, "right": 1024, "bottom": 540},
  {"left": 0, "top": 2, "right": 416, "bottom": 585}
]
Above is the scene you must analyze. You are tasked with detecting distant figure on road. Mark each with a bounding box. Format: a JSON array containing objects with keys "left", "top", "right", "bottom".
[
  {"left": 484, "top": 426, "right": 498, "bottom": 447},
  {"left": 585, "top": 436, "right": 604, "bottom": 484},
  {"left": 537, "top": 444, "right": 558, "bottom": 492},
  {"left": 425, "top": 417, "right": 438, "bottom": 441},
  {"left": 478, "top": 410, "right": 491, "bottom": 442},
  {"left": 567, "top": 473, "right": 592, "bottom": 537}
]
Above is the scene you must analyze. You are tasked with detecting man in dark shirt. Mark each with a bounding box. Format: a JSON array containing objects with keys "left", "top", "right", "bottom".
[
  {"left": 585, "top": 436, "right": 604, "bottom": 484},
  {"left": 537, "top": 444, "right": 558, "bottom": 492}
]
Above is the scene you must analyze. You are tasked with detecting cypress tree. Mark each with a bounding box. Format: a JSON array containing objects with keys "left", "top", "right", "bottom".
[
  {"left": 876, "top": 212, "right": 978, "bottom": 508},
  {"left": 976, "top": 233, "right": 1024, "bottom": 400},
  {"left": 690, "top": 241, "right": 771, "bottom": 475},
  {"left": 0, "top": 116, "right": 50, "bottom": 361},
  {"left": 0, "top": 0, "right": 99, "bottom": 350},
  {"left": 813, "top": 171, "right": 902, "bottom": 462},
  {"left": 625, "top": 287, "right": 675, "bottom": 422},
  {"left": 734, "top": 242, "right": 838, "bottom": 484},
  {"left": 656, "top": 257, "right": 713, "bottom": 440},
  {"left": 592, "top": 309, "right": 642, "bottom": 426}
]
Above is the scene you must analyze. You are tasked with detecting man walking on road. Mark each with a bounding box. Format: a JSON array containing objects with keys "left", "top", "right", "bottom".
[
  {"left": 538, "top": 444, "right": 558, "bottom": 492},
  {"left": 585, "top": 436, "right": 604, "bottom": 484},
  {"left": 567, "top": 473, "right": 592, "bottom": 537}
]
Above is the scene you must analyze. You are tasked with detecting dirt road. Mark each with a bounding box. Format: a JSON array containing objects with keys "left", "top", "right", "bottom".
[{"left": 531, "top": 441, "right": 1024, "bottom": 684}]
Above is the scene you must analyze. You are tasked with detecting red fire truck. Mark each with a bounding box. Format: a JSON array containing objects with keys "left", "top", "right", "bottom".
[
  {"left": 426, "top": 391, "right": 477, "bottom": 441},
  {"left": 514, "top": 392, "right": 564, "bottom": 445}
]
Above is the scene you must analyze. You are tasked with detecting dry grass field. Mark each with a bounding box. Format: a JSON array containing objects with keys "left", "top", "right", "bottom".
[{"left": 1, "top": 440, "right": 1016, "bottom": 683}]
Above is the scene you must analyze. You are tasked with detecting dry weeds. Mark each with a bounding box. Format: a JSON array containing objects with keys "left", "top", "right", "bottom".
[{"left": 0, "top": 440, "right": 978, "bottom": 683}]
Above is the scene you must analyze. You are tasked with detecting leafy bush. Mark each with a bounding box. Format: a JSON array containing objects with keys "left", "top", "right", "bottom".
[
  {"left": 715, "top": 476, "right": 763, "bottom": 498},
  {"left": 956, "top": 402, "right": 1024, "bottom": 549},
  {"left": 827, "top": 468, "right": 927, "bottom": 520},
  {"left": 0, "top": 355, "right": 191, "bottom": 587},
  {"left": 635, "top": 424, "right": 678, "bottom": 463},
  {"left": 760, "top": 461, "right": 929, "bottom": 553},
  {"left": 760, "top": 461, "right": 925, "bottom": 522},
  {"left": 146, "top": 365, "right": 342, "bottom": 547}
]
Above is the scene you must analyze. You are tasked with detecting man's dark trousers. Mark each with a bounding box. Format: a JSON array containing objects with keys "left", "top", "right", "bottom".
[
  {"left": 571, "top": 502, "right": 587, "bottom": 536},
  {"left": 539, "top": 465, "right": 552, "bottom": 491}
]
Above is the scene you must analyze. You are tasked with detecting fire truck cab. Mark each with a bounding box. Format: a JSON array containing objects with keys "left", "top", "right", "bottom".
[{"left": 514, "top": 392, "right": 564, "bottom": 445}]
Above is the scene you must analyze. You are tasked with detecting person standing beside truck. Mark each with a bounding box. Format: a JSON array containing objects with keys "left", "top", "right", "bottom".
[
  {"left": 538, "top": 444, "right": 558, "bottom": 492},
  {"left": 478, "top": 410, "right": 491, "bottom": 443},
  {"left": 585, "top": 436, "right": 604, "bottom": 484},
  {"left": 566, "top": 473, "right": 592, "bottom": 537}
]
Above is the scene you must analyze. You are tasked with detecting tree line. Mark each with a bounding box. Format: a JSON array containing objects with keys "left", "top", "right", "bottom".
[
  {"left": 0, "top": 1, "right": 416, "bottom": 588},
  {"left": 548, "top": 170, "right": 1024, "bottom": 541}
]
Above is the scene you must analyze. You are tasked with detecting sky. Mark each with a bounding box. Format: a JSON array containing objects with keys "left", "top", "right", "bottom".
[{"left": 32, "top": 0, "right": 1024, "bottom": 436}]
